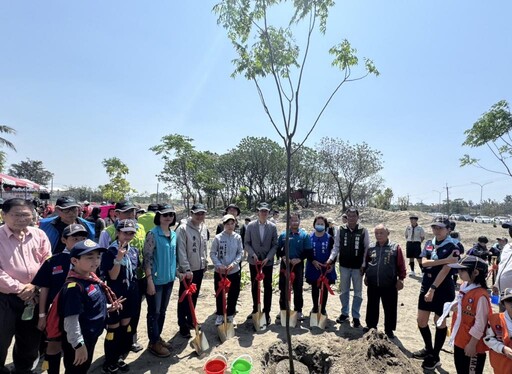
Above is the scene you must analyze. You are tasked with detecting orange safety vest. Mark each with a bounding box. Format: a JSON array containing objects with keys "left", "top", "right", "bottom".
[
  {"left": 488, "top": 313, "right": 512, "bottom": 374},
  {"left": 451, "top": 287, "right": 490, "bottom": 353}
]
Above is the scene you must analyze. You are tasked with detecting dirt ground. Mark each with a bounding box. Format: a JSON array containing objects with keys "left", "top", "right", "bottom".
[{"left": 6, "top": 206, "right": 502, "bottom": 373}]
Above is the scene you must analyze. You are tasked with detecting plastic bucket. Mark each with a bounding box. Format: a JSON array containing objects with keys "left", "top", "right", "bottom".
[
  {"left": 491, "top": 295, "right": 500, "bottom": 305},
  {"left": 203, "top": 355, "right": 227, "bottom": 374},
  {"left": 231, "top": 354, "right": 253, "bottom": 374}
]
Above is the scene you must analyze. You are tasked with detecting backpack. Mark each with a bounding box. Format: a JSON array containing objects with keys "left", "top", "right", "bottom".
[{"left": 45, "top": 278, "right": 83, "bottom": 340}]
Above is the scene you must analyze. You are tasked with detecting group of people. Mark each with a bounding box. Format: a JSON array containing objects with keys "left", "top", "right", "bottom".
[{"left": 1, "top": 197, "right": 512, "bottom": 374}]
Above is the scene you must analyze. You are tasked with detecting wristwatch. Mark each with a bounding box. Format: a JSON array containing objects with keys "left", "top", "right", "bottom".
[
  {"left": 430, "top": 284, "right": 438, "bottom": 290},
  {"left": 74, "top": 341, "right": 84, "bottom": 350}
]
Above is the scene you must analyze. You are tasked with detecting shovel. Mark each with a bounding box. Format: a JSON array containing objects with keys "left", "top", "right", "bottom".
[
  {"left": 280, "top": 262, "right": 297, "bottom": 328},
  {"left": 310, "top": 265, "right": 334, "bottom": 329},
  {"left": 252, "top": 261, "right": 267, "bottom": 331},
  {"left": 179, "top": 278, "right": 209, "bottom": 355},
  {"left": 216, "top": 270, "right": 235, "bottom": 342}
]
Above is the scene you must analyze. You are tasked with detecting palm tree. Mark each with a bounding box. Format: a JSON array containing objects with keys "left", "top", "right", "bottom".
[
  {"left": 0, "top": 125, "right": 16, "bottom": 151},
  {"left": 0, "top": 125, "right": 16, "bottom": 172}
]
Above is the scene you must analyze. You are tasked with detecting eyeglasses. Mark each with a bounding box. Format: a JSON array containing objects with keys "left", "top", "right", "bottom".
[{"left": 161, "top": 213, "right": 175, "bottom": 218}]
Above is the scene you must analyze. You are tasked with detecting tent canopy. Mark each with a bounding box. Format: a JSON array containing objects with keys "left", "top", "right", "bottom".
[{"left": 0, "top": 173, "right": 41, "bottom": 190}]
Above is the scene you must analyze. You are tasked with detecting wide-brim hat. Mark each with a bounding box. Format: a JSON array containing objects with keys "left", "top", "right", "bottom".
[
  {"left": 224, "top": 203, "right": 240, "bottom": 216},
  {"left": 448, "top": 255, "right": 488, "bottom": 273}
]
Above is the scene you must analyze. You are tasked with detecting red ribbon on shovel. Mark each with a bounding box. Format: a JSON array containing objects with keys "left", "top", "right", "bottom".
[{"left": 179, "top": 277, "right": 199, "bottom": 327}]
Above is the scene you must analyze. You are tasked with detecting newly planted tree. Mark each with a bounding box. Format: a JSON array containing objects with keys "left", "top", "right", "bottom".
[
  {"left": 214, "top": 1, "right": 378, "bottom": 370},
  {"left": 98, "top": 157, "right": 135, "bottom": 202}
]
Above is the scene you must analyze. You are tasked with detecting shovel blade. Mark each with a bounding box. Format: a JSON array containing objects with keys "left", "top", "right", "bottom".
[
  {"left": 217, "top": 324, "right": 228, "bottom": 343},
  {"left": 191, "top": 330, "right": 209, "bottom": 355},
  {"left": 252, "top": 311, "right": 266, "bottom": 331},
  {"left": 280, "top": 310, "right": 297, "bottom": 328},
  {"left": 318, "top": 313, "right": 328, "bottom": 330},
  {"left": 309, "top": 312, "right": 319, "bottom": 328}
]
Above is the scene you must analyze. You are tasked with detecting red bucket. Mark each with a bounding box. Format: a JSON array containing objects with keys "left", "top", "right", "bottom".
[{"left": 203, "top": 355, "right": 227, "bottom": 374}]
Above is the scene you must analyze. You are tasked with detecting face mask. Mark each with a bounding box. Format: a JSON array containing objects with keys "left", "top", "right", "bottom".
[{"left": 315, "top": 225, "right": 325, "bottom": 232}]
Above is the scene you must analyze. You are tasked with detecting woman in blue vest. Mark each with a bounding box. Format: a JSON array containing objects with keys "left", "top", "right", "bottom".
[
  {"left": 143, "top": 204, "right": 177, "bottom": 358},
  {"left": 306, "top": 215, "right": 336, "bottom": 316}
]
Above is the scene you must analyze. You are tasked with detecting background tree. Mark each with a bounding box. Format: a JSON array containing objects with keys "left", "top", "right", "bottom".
[
  {"left": 98, "top": 157, "right": 135, "bottom": 202},
  {"left": 371, "top": 187, "right": 394, "bottom": 210},
  {"left": 8, "top": 158, "right": 53, "bottom": 185},
  {"left": 214, "top": 1, "right": 378, "bottom": 370},
  {"left": 151, "top": 134, "right": 201, "bottom": 211},
  {"left": 317, "top": 137, "right": 384, "bottom": 210},
  {"left": 57, "top": 185, "right": 103, "bottom": 203},
  {"left": 0, "top": 124, "right": 16, "bottom": 172},
  {"left": 461, "top": 100, "right": 512, "bottom": 176}
]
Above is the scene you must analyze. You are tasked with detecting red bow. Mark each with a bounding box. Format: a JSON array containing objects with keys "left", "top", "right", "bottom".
[
  {"left": 317, "top": 274, "right": 334, "bottom": 296},
  {"left": 215, "top": 276, "right": 231, "bottom": 297},
  {"left": 178, "top": 281, "right": 197, "bottom": 303}
]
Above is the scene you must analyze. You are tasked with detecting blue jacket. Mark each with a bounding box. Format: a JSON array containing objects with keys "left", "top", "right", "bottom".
[{"left": 39, "top": 216, "right": 95, "bottom": 253}]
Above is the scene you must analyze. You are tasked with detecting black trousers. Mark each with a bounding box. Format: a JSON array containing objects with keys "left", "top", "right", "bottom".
[
  {"left": 62, "top": 335, "right": 98, "bottom": 374},
  {"left": 453, "top": 345, "right": 486, "bottom": 374},
  {"left": 365, "top": 285, "right": 398, "bottom": 332},
  {"left": 130, "top": 277, "right": 147, "bottom": 342},
  {"left": 249, "top": 264, "right": 273, "bottom": 314},
  {"left": 177, "top": 269, "right": 204, "bottom": 329},
  {"left": 214, "top": 270, "right": 241, "bottom": 316},
  {"left": 0, "top": 293, "right": 42, "bottom": 374},
  {"left": 278, "top": 262, "right": 304, "bottom": 312},
  {"left": 311, "top": 281, "right": 330, "bottom": 313}
]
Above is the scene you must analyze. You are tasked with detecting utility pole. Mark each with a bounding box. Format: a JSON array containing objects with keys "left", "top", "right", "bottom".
[
  {"left": 471, "top": 181, "right": 493, "bottom": 212},
  {"left": 445, "top": 183, "right": 450, "bottom": 215}
]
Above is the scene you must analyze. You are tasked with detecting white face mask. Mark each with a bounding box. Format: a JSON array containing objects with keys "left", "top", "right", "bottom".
[{"left": 315, "top": 225, "right": 325, "bottom": 232}]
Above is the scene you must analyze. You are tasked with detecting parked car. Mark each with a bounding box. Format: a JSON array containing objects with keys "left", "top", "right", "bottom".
[
  {"left": 474, "top": 215, "right": 492, "bottom": 223},
  {"left": 449, "top": 214, "right": 462, "bottom": 221},
  {"left": 493, "top": 216, "right": 511, "bottom": 225},
  {"left": 460, "top": 214, "right": 474, "bottom": 222}
]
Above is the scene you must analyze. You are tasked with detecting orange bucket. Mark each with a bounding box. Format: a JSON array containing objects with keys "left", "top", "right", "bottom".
[{"left": 203, "top": 355, "right": 227, "bottom": 374}]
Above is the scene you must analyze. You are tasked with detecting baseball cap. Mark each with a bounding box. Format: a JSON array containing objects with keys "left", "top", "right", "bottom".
[
  {"left": 409, "top": 215, "right": 418, "bottom": 220},
  {"left": 70, "top": 239, "right": 106, "bottom": 258},
  {"left": 115, "top": 201, "right": 137, "bottom": 212},
  {"left": 501, "top": 288, "right": 512, "bottom": 303},
  {"left": 222, "top": 214, "right": 236, "bottom": 223},
  {"left": 224, "top": 203, "right": 240, "bottom": 216},
  {"left": 157, "top": 204, "right": 175, "bottom": 214},
  {"left": 431, "top": 217, "right": 450, "bottom": 229},
  {"left": 497, "top": 237, "right": 508, "bottom": 242},
  {"left": 115, "top": 219, "right": 137, "bottom": 232},
  {"left": 63, "top": 224, "right": 88, "bottom": 238},
  {"left": 257, "top": 202, "right": 271, "bottom": 211},
  {"left": 56, "top": 196, "right": 80, "bottom": 209},
  {"left": 448, "top": 255, "right": 488, "bottom": 273},
  {"left": 191, "top": 203, "right": 207, "bottom": 214},
  {"left": 147, "top": 203, "right": 159, "bottom": 212}
]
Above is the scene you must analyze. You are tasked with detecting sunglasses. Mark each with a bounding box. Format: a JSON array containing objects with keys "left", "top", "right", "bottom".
[{"left": 161, "top": 213, "right": 175, "bottom": 218}]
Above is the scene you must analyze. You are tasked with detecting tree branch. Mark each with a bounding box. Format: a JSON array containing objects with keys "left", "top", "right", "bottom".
[{"left": 253, "top": 78, "right": 286, "bottom": 141}]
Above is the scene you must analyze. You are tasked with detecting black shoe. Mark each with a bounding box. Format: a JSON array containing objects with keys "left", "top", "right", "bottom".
[
  {"left": 385, "top": 330, "right": 395, "bottom": 339},
  {"left": 102, "top": 364, "right": 119, "bottom": 374},
  {"left": 311, "top": 308, "right": 319, "bottom": 314},
  {"left": 179, "top": 327, "right": 191, "bottom": 339},
  {"left": 421, "top": 355, "right": 441, "bottom": 370},
  {"left": 362, "top": 327, "right": 370, "bottom": 333},
  {"left": 130, "top": 342, "right": 143, "bottom": 353},
  {"left": 266, "top": 314, "right": 271, "bottom": 325},
  {"left": 117, "top": 359, "right": 130, "bottom": 372},
  {"left": 336, "top": 314, "right": 349, "bottom": 324},
  {"left": 411, "top": 348, "right": 429, "bottom": 360},
  {"left": 352, "top": 318, "right": 361, "bottom": 328}
]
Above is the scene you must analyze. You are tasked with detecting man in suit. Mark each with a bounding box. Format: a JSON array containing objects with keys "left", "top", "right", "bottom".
[{"left": 244, "top": 202, "right": 278, "bottom": 325}]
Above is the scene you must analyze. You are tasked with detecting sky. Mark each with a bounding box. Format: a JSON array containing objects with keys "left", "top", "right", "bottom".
[{"left": 1, "top": 1, "right": 511, "bottom": 205}]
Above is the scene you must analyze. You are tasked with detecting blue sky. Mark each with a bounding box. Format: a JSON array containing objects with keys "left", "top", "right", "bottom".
[{"left": 1, "top": 1, "right": 511, "bottom": 205}]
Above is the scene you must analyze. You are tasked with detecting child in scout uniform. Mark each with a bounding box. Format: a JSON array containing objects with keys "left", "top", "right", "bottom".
[
  {"left": 100, "top": 220, "right": 139, "bottom": 373},
  {"left": 485, "top": 287, "right": 512, "bottom": 373},
  {"left": 32, "top": 224, "right": 88, "bottom": 374},
  {"left": 446, "top": 256, "right": 491, "bottom": 374},
  {"left": 60, "top": 240, "right": 123, "bottom": 374},
  {"left": 210, "top": 214, "right": 243, "bottom": 325}
]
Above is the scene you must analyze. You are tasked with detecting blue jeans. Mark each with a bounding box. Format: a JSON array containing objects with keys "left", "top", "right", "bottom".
[
  {"left": 146, "top": 282, "right": 174, "bottom": 344},
  {"left": 339, "top": 266, "right": 363, "bottom": 319}
]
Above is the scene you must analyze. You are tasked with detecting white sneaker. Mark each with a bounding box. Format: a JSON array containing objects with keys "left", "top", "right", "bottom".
[
  {"left": 215, "top": 315, "right": 224, "bottom": 326},
  {"left": 227, "top": 315, "right": 236, "bottom": 324},
  {"left": 408, "top": 271, "right": 415, "bottom": 276}
]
